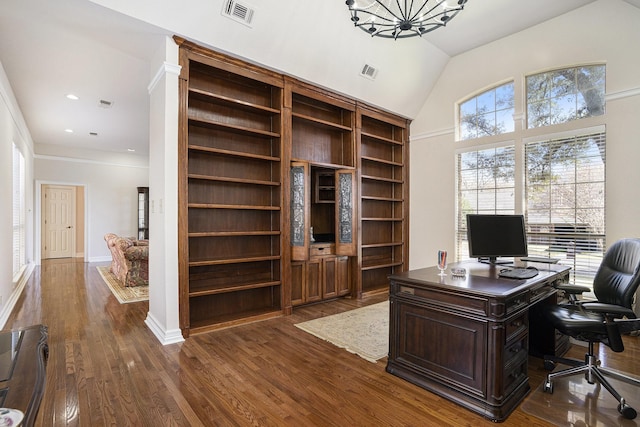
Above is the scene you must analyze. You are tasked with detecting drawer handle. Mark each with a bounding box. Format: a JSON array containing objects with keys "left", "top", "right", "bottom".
[
  {"left": 511, "top": 320, "right": 523, "bottom": 328},
  {"left": 509, "top": 343, "right": 522, "bottom": 353}
]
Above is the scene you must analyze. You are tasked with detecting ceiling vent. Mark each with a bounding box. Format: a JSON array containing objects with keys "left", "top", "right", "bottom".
[
  {"left": 98, "top": 99, "right": 113, "bottom": 108},
  {"left": 222, "top": 0, "right": 255, "bottom": 27},
  {"left": 360, "top": 64, "right": 378, "bottom": 80}
]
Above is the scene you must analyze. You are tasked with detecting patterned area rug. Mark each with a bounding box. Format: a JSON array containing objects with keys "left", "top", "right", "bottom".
[
  {"left": 522, "top": 369, "right": 640, "bottom": 426},
  {"left": 294, "top": 301, "right": 389, "bottom": 363},
  {"left": 96, "top": 266, "right": 149, "bottom": 304}
]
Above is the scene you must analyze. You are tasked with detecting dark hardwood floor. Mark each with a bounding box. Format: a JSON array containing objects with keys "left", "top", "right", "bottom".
[{"left": 5, "top": 258, "right": 640, "bottom": 426}]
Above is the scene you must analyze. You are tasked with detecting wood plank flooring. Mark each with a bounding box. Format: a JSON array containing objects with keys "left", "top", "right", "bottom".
[{"left": 5, "top": 258, "right": 640, "bottom": 426}]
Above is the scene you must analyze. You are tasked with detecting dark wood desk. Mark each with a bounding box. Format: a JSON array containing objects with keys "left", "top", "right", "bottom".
[
  {"left": 386, "top": 261, "right": 570, "bottom": 422},
  {"left": 0, "top": 325, "right": 48, "bottom": 427}
]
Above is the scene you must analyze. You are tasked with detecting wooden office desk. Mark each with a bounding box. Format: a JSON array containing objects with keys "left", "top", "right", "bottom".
[
  {"left": 386, "top": 261, "right": 570, "bottom": 422},
  {"left": 0, "top": 325, "right": 48, "bottom": 427}
]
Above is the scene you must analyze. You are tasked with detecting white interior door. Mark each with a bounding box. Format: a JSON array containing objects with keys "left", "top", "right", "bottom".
[{"left": 42, "top": 184, "right": 75, "bottom": 259}]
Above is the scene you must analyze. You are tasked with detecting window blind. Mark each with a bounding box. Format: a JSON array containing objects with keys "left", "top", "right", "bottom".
[
  {"left": 456, "top": 145, "right": 516, "bottom": 260},
  {"left": 13, "top": 143, "right": 25, "bottom": 279},
  {"left": 525, "top": 131, "right": 606, "bottom": 288}
]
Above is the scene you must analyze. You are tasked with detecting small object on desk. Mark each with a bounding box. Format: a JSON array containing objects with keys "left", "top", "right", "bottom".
[
  {"left": 437, "top": 250, "right": 448, "bottom": 276},
  {"left": 0, "top": 408, "right": 24, "bottom": 426},
  {"left": 451, "top": 267, "right": 466, "bottom": 277},
  {"left": 499, "top": 267, "right": 539, "bottom": 279}
]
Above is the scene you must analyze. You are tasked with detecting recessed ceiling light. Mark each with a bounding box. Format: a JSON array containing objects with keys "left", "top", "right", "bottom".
[
  {"left": 66, "top": 94, "right": 79, "bottom": 100},
  {"left": 65, "top": 129, "right": 74, "bottom": 133},
  {"left": 127, "top": 148, "right": 136, "bottom": 152}
]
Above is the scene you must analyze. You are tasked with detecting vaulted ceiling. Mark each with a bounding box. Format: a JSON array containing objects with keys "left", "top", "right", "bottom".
[{"left": 4, "top": 0, "right": 635, "bottom": 159}]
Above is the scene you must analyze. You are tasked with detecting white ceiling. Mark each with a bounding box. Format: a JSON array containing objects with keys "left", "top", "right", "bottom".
[{"left": 4, "top": 0, "right": 632, "bottom": 159}]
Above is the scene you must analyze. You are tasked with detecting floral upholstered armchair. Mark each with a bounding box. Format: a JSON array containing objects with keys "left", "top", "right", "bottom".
[{"left": 104, "top": 233, "right": 149, "bottom": 287}]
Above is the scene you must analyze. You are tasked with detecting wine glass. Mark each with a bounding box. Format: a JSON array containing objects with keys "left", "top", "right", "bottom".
[{"left": 437, "top": 250, "right": 448, "bottom": 276}]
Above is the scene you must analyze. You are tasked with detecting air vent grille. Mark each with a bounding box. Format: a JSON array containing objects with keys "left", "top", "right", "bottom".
[
  {"left": 360, "top": 64, "right": 378, "bottom": 80},
  {"left": 222, "top": 0, "right": 255, "bottom": 27}
]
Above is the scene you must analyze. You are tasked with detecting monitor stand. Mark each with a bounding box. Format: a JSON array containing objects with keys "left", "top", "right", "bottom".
[{"left": 478, "top": 257, "right": 513, "bottom": 265}]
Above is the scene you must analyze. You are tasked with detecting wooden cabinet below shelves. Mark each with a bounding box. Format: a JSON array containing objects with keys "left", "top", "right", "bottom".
[{"left": 291, "top": 253, "right": 350, "bottom": 307}]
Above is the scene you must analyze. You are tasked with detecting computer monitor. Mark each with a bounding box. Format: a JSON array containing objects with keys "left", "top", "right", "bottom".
[{"left": 466, "top": 214, "right": 528, "bottom": 264}]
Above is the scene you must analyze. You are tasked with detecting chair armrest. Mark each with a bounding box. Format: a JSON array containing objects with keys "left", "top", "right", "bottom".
[
  {"left": 555, "top": 284, "right": 591, "bottom": 295},
  {"left": 614, "top": 318, "right": 640, "bottom": 334},
  {"left": 580, "top": 302, "right": 636, "bottom": 318},
  {"left": 124, "top": 246, "right": 148, "bottom": 261}
]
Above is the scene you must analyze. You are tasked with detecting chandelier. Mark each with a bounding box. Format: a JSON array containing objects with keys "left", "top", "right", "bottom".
[{"left": 346, "top": 0, "right": 468, "bottom": 39}]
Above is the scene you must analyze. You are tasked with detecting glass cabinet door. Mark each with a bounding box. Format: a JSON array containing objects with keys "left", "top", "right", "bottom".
[{"left": 137, "top": 187, "right": 149, "bottom": 240}]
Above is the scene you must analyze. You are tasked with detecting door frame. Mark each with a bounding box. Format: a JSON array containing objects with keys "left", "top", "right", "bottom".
[{"left": 35, "top": 181, "right": 88, "bottom": 265}]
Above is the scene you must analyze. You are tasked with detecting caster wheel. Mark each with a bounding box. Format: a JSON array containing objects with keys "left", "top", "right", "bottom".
[
  {"left": 543, "top": 381, "right": 553, "bottom": 394},
  {"left": 618, "top": 403, "right": 637, "bottom": 420},
  {"left": 543, "top": 360, "right": 556, "bottom": 371}
]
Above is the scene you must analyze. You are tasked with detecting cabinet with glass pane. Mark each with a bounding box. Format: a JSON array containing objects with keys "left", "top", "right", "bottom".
[{"left": 137, "top": 187, "right": 149, "bottom": 240}]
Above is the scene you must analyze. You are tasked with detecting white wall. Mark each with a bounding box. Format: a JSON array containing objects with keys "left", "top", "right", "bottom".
[
  {"left": 409, "top": 0, "right": 640, "bottom": 269},
  {"left": 34, "top": 156, "right": 148, "bottom": 262},
  {"left": 0, "top": 62, "right": 35, "bottom": 327},
  {"left": 144, "top": 36, "right": 183, "bottom": 345}
]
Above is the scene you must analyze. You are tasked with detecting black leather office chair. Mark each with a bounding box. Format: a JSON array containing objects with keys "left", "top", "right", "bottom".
[{"left": 542, "top": 238, "right": 640, "bottom": 420}]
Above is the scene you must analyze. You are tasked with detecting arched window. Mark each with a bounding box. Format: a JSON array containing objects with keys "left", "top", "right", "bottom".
[{"left": 458, "top": 82, "right": 514, "bottom": 140}]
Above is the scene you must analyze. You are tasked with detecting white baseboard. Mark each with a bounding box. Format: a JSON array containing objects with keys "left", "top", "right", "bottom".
[
  {"left": 145, "top": 312, "right": 184, "bottom": 345},
  {"left": 0, "top": 262, "right": 35, "bottom": 329}
]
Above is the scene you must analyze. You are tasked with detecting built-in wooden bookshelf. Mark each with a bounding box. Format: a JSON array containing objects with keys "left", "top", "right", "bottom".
[
  {"left": 178, "top": 43, "right": 284, "bottom": 336},
  {"left": 358, "top": 109, "right": 409, "bottom": 296},
  {"left": 177, "top": 38, "right": 409, "bottom": 335}
]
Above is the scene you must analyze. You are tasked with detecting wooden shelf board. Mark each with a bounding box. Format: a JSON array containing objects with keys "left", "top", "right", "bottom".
[
  {"left": 361, "top": 155, "right": 403, "bottom": 167},
  {"left": 189, "top": 309, "right": 283, "bottom": 335},
  {"left": 188, "top": 145, "right": 280, "bottom": 162},
  {"left": 361, "top": 175, "right": 403, "bottom": 184},
  {"left": 188, "top": 203, "right": 280, "bottom": 211},
  {"left": 361, "top": 196, "right": 404, "bottom": 202},
  {"left": 189, "top": 280, "right": 281, "bottom": 297},
  {"left": 292, "top": 112, "right": 352, "bottom": 132},
  {"left": 188, "top": 174, "right": 280, "bottom": 187},
  {"left": 189, "top": 255, "right": 281, "bottom": 267},
  {"left": 290, "top": 158, "right": 356, "bottom": 170},
  {"left": 189, "top": 87, "right": 281, "bottom": 114},
  {"left": 361, "top": 261, "right": 404, "bottom": 271},
  {"left": 361, "top": 217, "right": 404, "bottom": 222},
  {"left": 188, "top": 116, "right": 280, "bottom": 138},
  {"left": 361, "top": 131, "right": 404, "bottom": 146},
  {"left": 362, "top": 242, "right": 404, "bottom": 249},
  {"left": 189, "top": 231, "right": 280, "bottom": 238}
]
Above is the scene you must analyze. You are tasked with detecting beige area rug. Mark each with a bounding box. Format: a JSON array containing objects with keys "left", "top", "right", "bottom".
[
  {"left": 294, "top": 301, "right": 389, "bottom": 363},
  {"left": 96, "top": 266, "right": 149, "bottom": 304},
  {"left": 522, "top": 370, "right": 640, "bottom": 426}
]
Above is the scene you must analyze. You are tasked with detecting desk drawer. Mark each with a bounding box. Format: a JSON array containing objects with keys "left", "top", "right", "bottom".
[
  {"left": 505, "top": 311, "right": 528, "bottom": 343},
  {"left": 505, "top": 292, "right": 528, "bottom": 315},
  {"left": 504, "top": 334, "right": 528, "bottom": 366},
  {"left": 503, "top": 355, "right": 528, "bottom": 397},
  {"left": 310, "top": 243, "right": 335, "bottom": 257}
]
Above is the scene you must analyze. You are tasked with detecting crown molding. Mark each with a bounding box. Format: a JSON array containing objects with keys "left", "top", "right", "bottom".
[{"left": 148, "top": 61, "right": 182, "bottom": 94}]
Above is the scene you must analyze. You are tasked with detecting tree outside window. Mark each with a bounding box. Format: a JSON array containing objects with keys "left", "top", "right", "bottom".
[
  {"left": 459, "top": 82, "right": 514, "bottom": 140},
  {"left": 527, "top": 65, "right": 605, "bottom": 129}
]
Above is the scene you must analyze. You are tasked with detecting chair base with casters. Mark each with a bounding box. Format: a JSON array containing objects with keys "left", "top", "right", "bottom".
[{"left": 543, "top": 340, "right": 640, "bottom": 420}]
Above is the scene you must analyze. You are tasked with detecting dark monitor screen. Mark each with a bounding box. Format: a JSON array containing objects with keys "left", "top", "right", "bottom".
[{"left": 466, "top": 214, "right": 528, "bottom": 264}]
